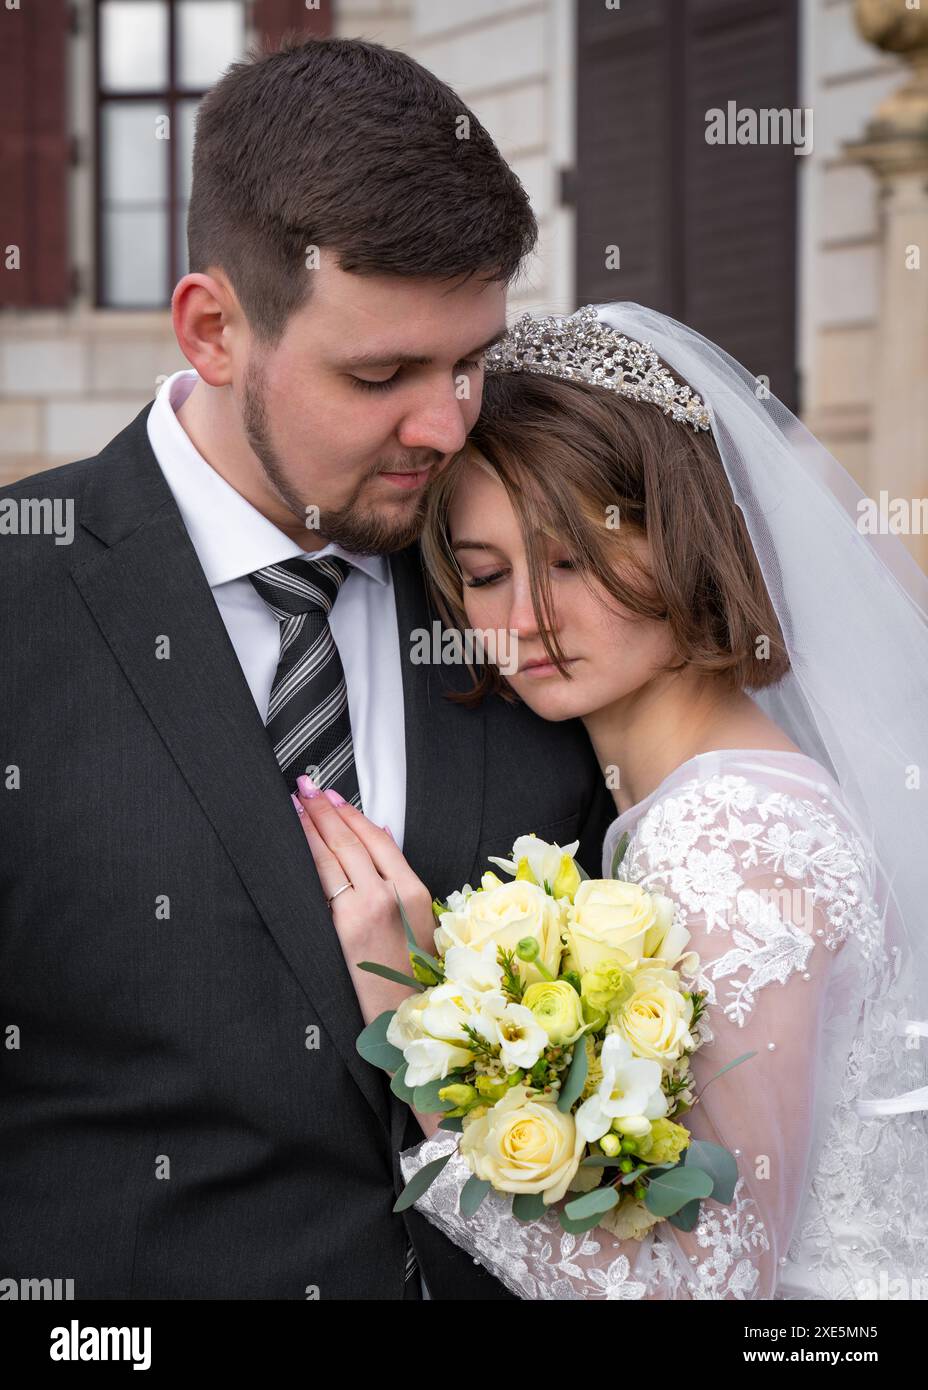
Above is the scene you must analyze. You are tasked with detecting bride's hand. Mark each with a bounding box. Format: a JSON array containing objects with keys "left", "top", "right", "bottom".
[{"left": 292, "top": 783, "right": 437, "bottom": 1009}]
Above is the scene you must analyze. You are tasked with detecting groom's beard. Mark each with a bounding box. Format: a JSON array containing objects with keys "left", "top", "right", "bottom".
[{"left": 242, "top": 361, "right": 436, "bottom": 556}]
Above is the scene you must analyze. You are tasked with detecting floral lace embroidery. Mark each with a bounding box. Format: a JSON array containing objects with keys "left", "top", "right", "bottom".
[
  {"left": 687, "top": 1177, "right": 770, "bottom": 1299},
  {"left": 400, "top": 1138, "right": 773, "bottom": 1300},
  {"left": 399, "top": 765, "right": 928, "bottom": 1301},
  {"left": 619, "top": 774, "right": 883, "bottom": 1028},
  {"left": 400, "top": 1132, "right": 652, "bottom": 1301}
]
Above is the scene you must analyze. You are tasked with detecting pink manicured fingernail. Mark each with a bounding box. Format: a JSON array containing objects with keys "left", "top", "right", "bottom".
[
  {"left": 291, "top": 793, "right": 305, "bottom": 816},
  {"left": 297, "top": 774, "right": 319, "bottom": 798},
  {"left": 324, "top": 788, "right": 346, "bottom": 806},
  {"left": 383, "top": 824, "right": 394, "bottom": 841}
]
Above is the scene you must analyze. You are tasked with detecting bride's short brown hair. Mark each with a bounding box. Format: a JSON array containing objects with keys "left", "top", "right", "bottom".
[{"left": 420, "top": 368, "right": 790, "bottom": 708}]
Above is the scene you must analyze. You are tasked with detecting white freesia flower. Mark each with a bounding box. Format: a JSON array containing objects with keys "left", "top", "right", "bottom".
[
  {"left": 442, "top": 884, "right": 475, "bottom": 915},
  {"left": 476, "top": 995, "right": 548, "bottom": 1071},
  {"left": 488, "top": 833, "right": 581, "bottom": 892},
  {"left": 442, "top": 942, "right": 505, "bottom": 994},
  {"left": 403, "top": 1037, "right": 474, "bottom": 1087},
  {"left": 421, "top": 981, "right": 482, "bottom": 1045},
  {"left": 575, "top": 1033, "right": 668, "bottom": 1143},
  {"left": 399, "top": 980, "right": 484, "bottom": 1087},
  {"left": 386, "top": 991, "right": 431, "bottom": 1049}
]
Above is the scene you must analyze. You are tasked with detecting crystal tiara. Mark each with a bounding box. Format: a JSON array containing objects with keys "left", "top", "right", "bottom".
[{"left": 483, "top": 304, "right": 711, "bottom": 432}]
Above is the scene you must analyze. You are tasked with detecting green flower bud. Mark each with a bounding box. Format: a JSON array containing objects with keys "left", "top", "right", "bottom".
[
  {"left": 474, "top": 1075, "right": 509, "bottom": 1101},
  {"left": 514, "top": 856, "right": 538, "bottom": 885},
  {"left": 580, "top": 959, "right": 635, "bottom": 1019},
  {"left": 552, "top": 853, "right": 581, "bottom": 902},
  {"left": 438, "top": 1083, "right": 478, "bottom": 1109},
  {"left": 410, "top": 954, "right": 442, "bottom": 986},
  {"left": 600, "top": 1133, "right": 622, "bottom": 1158},
  {"left": 516, "top": 936, "right": 540, "bottom": 962}
]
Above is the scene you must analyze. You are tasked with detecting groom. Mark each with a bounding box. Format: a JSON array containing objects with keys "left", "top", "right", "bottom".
[{"left": 0, "top": 38, "right": 615, "bottom": 1299}]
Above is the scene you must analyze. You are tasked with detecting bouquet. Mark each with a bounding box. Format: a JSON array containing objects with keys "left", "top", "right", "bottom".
[{"left": 356, "top": 831, "right": 753, "bottom": 1242}]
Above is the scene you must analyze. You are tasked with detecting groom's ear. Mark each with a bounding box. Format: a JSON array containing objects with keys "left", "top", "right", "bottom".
[{"left": 171, "top": 270, "right": 244, "bottom": 387}]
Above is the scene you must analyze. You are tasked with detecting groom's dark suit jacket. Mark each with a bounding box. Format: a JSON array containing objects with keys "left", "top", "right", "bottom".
[{"left": 0, "top": 402, "right": 616, "bottom": 1300}]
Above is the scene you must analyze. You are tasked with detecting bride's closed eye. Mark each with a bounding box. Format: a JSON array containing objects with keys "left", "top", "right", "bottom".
[{"left": 464, "top": 559, "right": 577, "bottom": 589}]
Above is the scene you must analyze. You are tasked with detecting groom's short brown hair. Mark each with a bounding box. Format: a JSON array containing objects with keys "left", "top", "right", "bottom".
[{"left": 187, "top": 36, "right": 537, "bottom": 344}]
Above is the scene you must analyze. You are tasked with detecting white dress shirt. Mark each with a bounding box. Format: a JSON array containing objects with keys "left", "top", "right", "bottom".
[{"left": 147, "top": 369, "right": 407, "bottom": 847}]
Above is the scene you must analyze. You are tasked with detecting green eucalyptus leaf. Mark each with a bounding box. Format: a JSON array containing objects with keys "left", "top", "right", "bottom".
[
  {"left": 512, "top": 1192, "right": 547, "bottom": 1223},
  {"left": 563, "top": 1185, "right": 620, "bottom": 1221},
  {"left": 356, "top": 1011, "right": 404, "bottom": 1072},
  {"left": 357, "top": 960, "right": 425, "bottom": 990},
  {"left": 389, "top": 1063, "right": 416, "bottom": 1104},
  {"left": 666, "top": 1197, "right": 701, "bottom": 1232},
  {"left": 684, "top": 1139, "right": 739, "bottom": 1204},
  {"left": 557, "top": 1037, "right": 588, "bottom": 1112},
  {"left": 460, "top": 1174, "right": 492, "bottom": 1219},
  {"left": 610, "top": 832, "right": 630, "bottom": 879},
  {"left": 412, "top": 1077, "right": 456, "bottom": 1113},
  {"left": 392, "top": 1152, "right": 453, "bottom": 1213},
  {"left": 644, "top": 1166, "right": 714, "bottom": 1218}
]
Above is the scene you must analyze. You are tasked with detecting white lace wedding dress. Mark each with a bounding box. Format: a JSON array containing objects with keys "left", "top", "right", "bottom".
[{"left": 399, "top": 749, "right": 928, "bottom": 1300}]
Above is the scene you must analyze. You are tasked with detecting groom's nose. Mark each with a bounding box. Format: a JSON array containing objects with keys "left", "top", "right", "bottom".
[{"left": 396, "top": 384, "right": 469, "bottom": 458}]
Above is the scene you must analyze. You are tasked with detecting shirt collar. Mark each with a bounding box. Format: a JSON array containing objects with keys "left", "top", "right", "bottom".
[{"left": 146, "top": 368, "right": 390, "bottom": 591}]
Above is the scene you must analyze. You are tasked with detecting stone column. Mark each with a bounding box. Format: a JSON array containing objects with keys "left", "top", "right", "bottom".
[{"left": 846, "top": 0, "right": 928, "bottom": 569}]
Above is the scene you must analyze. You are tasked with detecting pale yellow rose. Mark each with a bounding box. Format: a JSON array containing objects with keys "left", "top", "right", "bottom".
[
  {"left": 565, "top": 879, "right": 685, "bottom": 974},
  {"left": 434, "top": 879, "right": 565, "bottom": 984},
  {"left": 460, "top": 1084, "right": 585, "bottom": 1204},
  {"left": 610, "top": 964, "right": 695, "bottom": 1070}
]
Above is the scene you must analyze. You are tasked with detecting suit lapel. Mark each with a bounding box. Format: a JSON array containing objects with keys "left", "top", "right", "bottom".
[
  {"left": 388, "top": 544, "right": 487, "bottom": 896},
  {"left": 386, "top": 545, "right": 488, "bottom": 1165},
  {"left": 69, "top": 404, "right": 482, "bottom": 1143}
]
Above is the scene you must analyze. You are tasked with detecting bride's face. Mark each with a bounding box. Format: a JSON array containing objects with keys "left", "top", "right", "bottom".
[{"left": 448, "top": 461, "right": 677, "bottom": 722}]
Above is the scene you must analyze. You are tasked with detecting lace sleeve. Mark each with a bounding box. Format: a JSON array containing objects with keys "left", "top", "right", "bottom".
[{"left": 400, "top": 770, "right": 878, "bottom": 1300}]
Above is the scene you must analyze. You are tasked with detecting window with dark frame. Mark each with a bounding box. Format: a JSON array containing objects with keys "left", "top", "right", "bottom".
[{"left": 94, "top": 0, "right": 248, "bottom": 309}]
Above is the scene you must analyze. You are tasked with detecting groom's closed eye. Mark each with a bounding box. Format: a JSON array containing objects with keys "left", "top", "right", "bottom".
[{"left": 351, "top": 358, "right": 484, "bottom": 394}]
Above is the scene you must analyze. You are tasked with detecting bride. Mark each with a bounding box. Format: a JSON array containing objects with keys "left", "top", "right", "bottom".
[{"left": 294, "top": 302, "right": 928, "bottom": 1300}]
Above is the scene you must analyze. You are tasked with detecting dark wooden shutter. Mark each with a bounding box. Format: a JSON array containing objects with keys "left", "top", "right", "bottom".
[
  {"left": 254, "top": 0, "right": 334, "bottom": 48},
  {"left": 575, "top": 0, "right": 679, "bottom": 314},
  {"left": 574, "top": 0, "right": 799, "bottom": 410},
  {"left": 0, "top": 0, "right": 71, "bottom": 308}
]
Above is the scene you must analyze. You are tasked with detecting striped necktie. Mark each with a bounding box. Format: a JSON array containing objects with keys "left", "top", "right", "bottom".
[{"left": 248, "top": 554, "right": 362, "bottom": 806}]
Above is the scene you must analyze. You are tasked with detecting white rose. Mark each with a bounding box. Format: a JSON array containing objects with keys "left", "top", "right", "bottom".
[
  {"left": 461, "top": 1084, "right": 585, "bottom": 1204},
  {"left": 611, "top": 964, "right": 696, "bottom": 1070},
  {"left": 565, "top": 879, "right": 686, "bottom": 974},
  {"left": 434, "top": 879, "right": 565, "bottom": 984}
]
